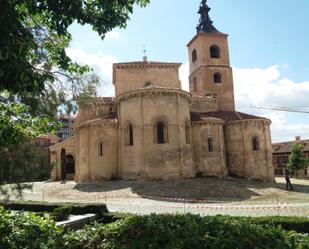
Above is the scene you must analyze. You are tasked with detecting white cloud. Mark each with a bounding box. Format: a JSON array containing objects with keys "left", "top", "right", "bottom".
[
  {"left": 233, "top": 66, "right": 309, "bottom": 110},
  {"left": 66, "top": 48, "right": 117, "bottom": 96},
  {"left": 179, "top": 61, "right": 189, "bottom": 91},
  {"left": 179, "top": 63, "right": 309, "bottom": 142},
  {"left": 105, "top": 31, "right": 120, "bottom": 40},
  {"left": 233, "top": 65, "right": 309, "bottom": 142}
]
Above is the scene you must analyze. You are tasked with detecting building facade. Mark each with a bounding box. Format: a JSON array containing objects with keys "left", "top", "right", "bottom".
[
  {"left": 56, "top": 115, "right": 75, "bottom": 141},
  {"left": 273, "top": 136, "right": 309, "bottom": 177},
  {"left": 50, "top": 0, "right": 274, "bottom": 182}
]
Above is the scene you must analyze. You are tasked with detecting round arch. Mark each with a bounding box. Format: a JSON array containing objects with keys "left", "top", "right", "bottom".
[
  {"left": 65, "top": 154, "right": 75, "bottom": 174},
  {"left": 210, "top": 45, "right": 220, "bottom": 59}
]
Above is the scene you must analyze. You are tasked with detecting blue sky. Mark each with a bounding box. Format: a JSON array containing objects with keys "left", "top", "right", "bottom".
[{"left": 67, "top": 0, "right": 309, "bottom": 142}]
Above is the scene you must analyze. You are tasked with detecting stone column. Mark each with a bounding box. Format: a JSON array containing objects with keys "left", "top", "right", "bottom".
[{"left": 77, "top": 126, "right": 90, "bottom": 181}]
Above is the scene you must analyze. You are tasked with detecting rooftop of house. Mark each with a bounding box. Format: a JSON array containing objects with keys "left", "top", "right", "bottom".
[{"left": 273, "top": 139, "right": 309, "bottom": 154}]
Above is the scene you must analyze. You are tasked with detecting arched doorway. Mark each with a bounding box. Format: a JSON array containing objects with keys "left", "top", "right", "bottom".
[
  {"left": 65, "top": 154, "right": 75, "bottom": 180},
  {"left": 60, "top": 149, "right": 66, "bottom": 181}
]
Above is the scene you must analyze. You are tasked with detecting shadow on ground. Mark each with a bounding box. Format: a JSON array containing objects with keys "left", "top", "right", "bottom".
[
  {"left": 0, "top": 183, "right": 33, "bottom": 201},
  {"left": 72, "top": 177, "right": 309, "bottom": 203}
]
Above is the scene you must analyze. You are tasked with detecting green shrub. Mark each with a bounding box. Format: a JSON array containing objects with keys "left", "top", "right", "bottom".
[
  {"left": 0, "top": 206, "right": 65, "bottom": 249},
  {"left": 65, "top": 214, "right": 309, "bottom": 249},
  {"left": 98, "top": 212, "right": 131, "bottom": 224},
  {"left": 52, "top": 205, "right": 72, "bottom": 221},
  {"left": 249, "top": 216, "right": 309, "bottom": 233},
  {"left": 223, "top": 216, "right": 309, "bottom": 233},
  {"left": 0, "top": 200, "right": 108, "bottom": 214},
  {"left": 1, "top": 209, "right": 308, "bottom": 249}
]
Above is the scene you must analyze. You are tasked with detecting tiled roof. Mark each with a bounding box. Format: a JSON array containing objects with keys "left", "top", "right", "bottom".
[
  {"left": 191, "top": 110, "right": 267, "bottom": 122},
  {"left": 272, "top": 140, "right": 309, "bottom": 153}
]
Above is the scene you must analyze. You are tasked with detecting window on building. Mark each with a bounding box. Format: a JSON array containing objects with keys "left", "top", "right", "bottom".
[
  {"left": 253, "top": 137, "right": 260, "bottom": 151},
  {"left": 214, "top": 73, "right": 222, "bottom": 83},
  {"left": 210, "top": 45, "right": 220, "bottom": 59},
  {"left": 155, "top": 120, "right": 168, "bottom": 144},
  {"left": 126, "top": 122, "right": 134, "bottom": 146},
  {"left": 99, "top": 142, "right": 104, "bottom": 157},
  {"left": 208, "top": 137, "right": 214, "bottom": 152},
  {"left": 185, "top": 120, "right": 191, "bottom": 144},
  {"left": 192, "top": 49, "right": 197, "bottom": 63}
]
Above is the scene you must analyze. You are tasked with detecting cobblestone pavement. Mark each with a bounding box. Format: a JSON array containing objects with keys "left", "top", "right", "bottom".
[{"left": 1, "top": 177, "right": 308, "bottom": 217}]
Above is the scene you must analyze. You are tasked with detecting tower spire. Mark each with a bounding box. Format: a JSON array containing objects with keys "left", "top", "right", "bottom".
[{"left": 196, "top": 0, "right": 220, "bottom": 33}]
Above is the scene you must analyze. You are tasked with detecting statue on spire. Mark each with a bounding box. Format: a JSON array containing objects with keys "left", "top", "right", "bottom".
[{"left": 196, "top": 0, "right": 220, "bottom": 33}]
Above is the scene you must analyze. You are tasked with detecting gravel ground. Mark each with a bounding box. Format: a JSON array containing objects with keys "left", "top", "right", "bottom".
[{"left": 1, "top": 177, "right": 308, "bottom": 217}]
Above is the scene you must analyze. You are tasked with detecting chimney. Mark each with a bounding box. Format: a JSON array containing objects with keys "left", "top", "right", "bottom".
[{"left": 295, "top": 136, "right": 301, "bottom": 143}]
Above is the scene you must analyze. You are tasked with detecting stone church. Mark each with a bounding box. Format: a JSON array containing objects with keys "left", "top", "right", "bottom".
[{"left": 50, "top": 0, "right": 274, "bottom": 182}]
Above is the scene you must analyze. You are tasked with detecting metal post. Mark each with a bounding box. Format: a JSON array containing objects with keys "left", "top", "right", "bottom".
[{"left": 277, "top": 195, "right": 280, "bottom": 216}]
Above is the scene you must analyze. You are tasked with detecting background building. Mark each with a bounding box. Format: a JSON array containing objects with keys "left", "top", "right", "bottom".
[
  {"left": 273, "top": 136, "right": 309, "bottom": 177},
  {"left": 56, "top": 115, "right": 75, "bottom": 141}
]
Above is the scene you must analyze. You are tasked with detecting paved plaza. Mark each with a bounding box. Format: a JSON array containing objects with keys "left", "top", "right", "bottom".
[{"left": 1, "top": 177, "right": 308, "bottom": 217}]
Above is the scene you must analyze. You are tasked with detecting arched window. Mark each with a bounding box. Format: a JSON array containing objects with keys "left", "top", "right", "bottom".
[
  {"left": 155, "top": 120, "right": 168, "bottom": 144},
  {"left": 208, "top": 137, "right": 214, "bottom": 152},
  {"left": 192, "top": 49, "right": 197, "bottom": 63},
  {"left": 99, "top": 142, "right": 104, "bottom": 157},
  {"left": 214, "top": 73, "right": 222, "bottom": 83},
  {"left": 125, "top": 122, "right": 134, "bottom": 146},
  {"left": 253, "top": 137, "right": 260, "bottom": 151},
  {"left": 185, "top": 120, "right": 191, "bottom": 144},
  {"left": 210, "top": 45, "right": 220, "bottom": 59}
]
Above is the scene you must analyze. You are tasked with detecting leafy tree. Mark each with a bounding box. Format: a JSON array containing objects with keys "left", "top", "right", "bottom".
[
  {"left": 75, "top": 74, "right": 101, "bottom": 109},
  {"left": 1, "top": 0, "right": 149, "bottom": 98},
  {"left": 0, "top": 0, "right": 150, "bottom": 147},
  {"left": 287, "top": 143, "right": 309, "bottom": 173},
  {"left": 0, "top": 99, "right": 59, "bottom": 147}
]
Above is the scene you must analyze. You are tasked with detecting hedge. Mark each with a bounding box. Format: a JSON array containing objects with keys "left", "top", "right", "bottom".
[
  {"left": 1, "top": 207, "right": 308, "bottom": 249},
  {"left": 103, "top": 213, "right": 309, "bottom": 233},
  {"left": 52, "top": 206, "right": 72, "bottom": 221},
  {"left": 209, "top": 215, "right": 309, "bottom": 234},
  {"left": 65, "top": 214, "right": 309, "bottom": 249},
  {"left": 0, "top": 206, "right": 65, "bottom": 249},
  {"left": 247, "top": 216, "right": 309, "bottom": 234},
  {"left": 1, "top": 200, "right": 308, "bottom": 233},
  {"left": 0, "top": 200, "right": 108, "bottom": 214},
  {"left": 0, "top": 204, "right": 309, "bottom": 249}
]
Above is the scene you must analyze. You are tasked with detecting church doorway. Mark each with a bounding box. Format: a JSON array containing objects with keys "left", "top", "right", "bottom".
[
  {"left": 65, "top": 154, "right": 75, "bottom": 180},
  {"left": 60, "top": 149, "right": 75, "bottom": 181}
]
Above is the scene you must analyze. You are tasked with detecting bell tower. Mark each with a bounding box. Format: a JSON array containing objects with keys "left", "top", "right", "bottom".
[{"left": 187, "top": 0, "right": 235, "bottom": 111}]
